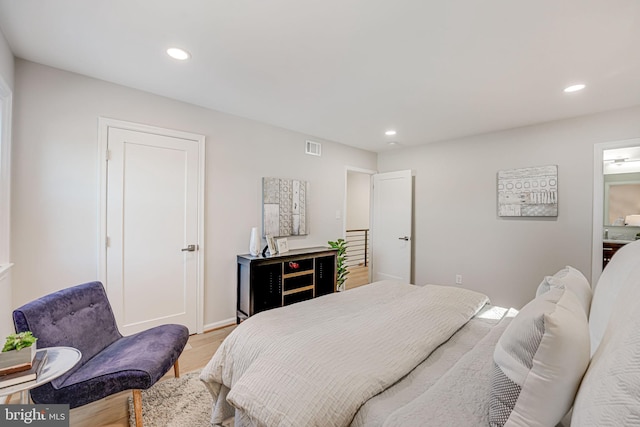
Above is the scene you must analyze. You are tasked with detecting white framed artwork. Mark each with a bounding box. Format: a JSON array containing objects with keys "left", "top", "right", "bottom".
[
  {"left": 276, "top": 238, "right": 289, "bottom": 254},
  {"left": 266, "top": 235, "right": 277, "bottom": 255}
]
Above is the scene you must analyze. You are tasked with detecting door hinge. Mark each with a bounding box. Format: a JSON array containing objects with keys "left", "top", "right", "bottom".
[
  {"left": 106, "top": 150, "right": 111, "bottom": 161},
  {"left": 106, "top": 236, "right": 110, "bottom": 248}
]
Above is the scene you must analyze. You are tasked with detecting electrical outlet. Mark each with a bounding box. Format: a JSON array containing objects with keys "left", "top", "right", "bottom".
[{"left": 455, "top": 274, "right": 463, "bottom": 285}]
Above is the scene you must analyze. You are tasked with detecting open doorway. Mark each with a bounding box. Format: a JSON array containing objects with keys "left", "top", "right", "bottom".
[
  {"left": 592, "top": 138, "right": 640, "bottom": 286},
  {"left": 344, "top": 168, "right": 374, "bottom": 289}
]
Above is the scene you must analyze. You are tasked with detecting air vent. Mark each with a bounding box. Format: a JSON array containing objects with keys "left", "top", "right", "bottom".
[{"left": 305, "top": 140, "right": 322, "bottom": 157}]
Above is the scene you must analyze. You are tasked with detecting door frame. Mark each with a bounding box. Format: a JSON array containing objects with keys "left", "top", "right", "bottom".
[
  {"left": 98, "top": 117, "right": 206, "bottom": 333},
  {"left": 592, "top": 137, "right": 640, "bottom": 289},
  {"left": 344, "top": 166, "right": 376, "bottom": 284}
]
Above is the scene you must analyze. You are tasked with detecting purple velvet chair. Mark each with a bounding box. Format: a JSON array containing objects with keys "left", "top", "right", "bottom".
[{"left": 13, "top": 281, "right": 189, "bottom": 427}]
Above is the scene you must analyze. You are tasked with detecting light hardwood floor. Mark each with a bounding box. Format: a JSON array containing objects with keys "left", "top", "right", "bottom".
[
  {"left": 5, "top": 324, "right": 236, "bottom": 427},
  {"left": 345, "top": 265, "right": 370, "bottom": 290}
]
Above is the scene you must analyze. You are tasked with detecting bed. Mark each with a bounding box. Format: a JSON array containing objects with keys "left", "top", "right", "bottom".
[{"left": 201, "top": 239, "right": 640, "bottom": 427}]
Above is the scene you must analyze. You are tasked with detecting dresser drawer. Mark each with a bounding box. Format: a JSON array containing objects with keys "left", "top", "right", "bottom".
[{"left": 284, "top": 259, "right": 313, "bottom": 274}]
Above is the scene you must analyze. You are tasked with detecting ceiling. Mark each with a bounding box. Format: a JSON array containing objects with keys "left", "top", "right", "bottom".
[{"left": 0, "top": 1, "right": 639, "bottom": 153}]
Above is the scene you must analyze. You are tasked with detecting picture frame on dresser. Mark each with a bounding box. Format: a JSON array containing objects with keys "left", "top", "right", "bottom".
[
  {"left": 276, "top": 238, "right": 289, "bottom": 254},
  {"left": 266, "top": 235, "right": 277, "bottom": 255}
]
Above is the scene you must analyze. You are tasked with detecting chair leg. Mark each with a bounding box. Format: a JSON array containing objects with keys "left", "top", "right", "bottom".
[
  {"left": 133, "top": 389, "right": 143, "bottom": 427},
  {"left": 173, "top": 359, "right": 180, "bottom": 378}
]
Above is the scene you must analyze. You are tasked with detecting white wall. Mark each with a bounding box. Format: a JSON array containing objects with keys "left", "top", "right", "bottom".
[
  {"left": 379, "top": 106, "right": 640, "bottom": 309},
  {"left": 346, "top": 171, "right": 370, "bottom": 230},
  {"left": 0, "top": 29, "right": 13, "bottom": 90},
  {"left": 10, "top": 59, "right": 377, "bottom": 330},
  {"left": 0, "top": 28, "right": 13, "bottom": 339},
  {"left": 10, "top": 58, "right": 640, "bottom": 325},
  {"left": 0, "top": 269, "right": 11, "bottom": 339}
]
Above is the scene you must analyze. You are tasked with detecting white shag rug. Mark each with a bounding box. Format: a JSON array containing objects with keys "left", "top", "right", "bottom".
[{"left": 128, "top": 369, "right": 232, "bottom": 427}]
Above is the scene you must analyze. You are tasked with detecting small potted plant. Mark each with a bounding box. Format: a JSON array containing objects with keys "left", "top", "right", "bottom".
[
  {"left": 0, "top": 331, "right": 38, "bottom": 373},
  {"left": 328, "top": 238, "right": 349, "bottom": 291}
]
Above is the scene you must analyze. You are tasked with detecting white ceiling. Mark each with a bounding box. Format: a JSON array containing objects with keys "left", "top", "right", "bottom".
[{"left": 0, "top": 1, "right": 639, "bottom": 153}]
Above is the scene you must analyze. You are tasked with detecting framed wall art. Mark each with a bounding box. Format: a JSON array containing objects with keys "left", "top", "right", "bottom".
[
  {"left": 262, "top": 177, "right": 308, "bottom": 237},
  {"left": 498, "top": 165, "right": 558, "bottom": 217}
]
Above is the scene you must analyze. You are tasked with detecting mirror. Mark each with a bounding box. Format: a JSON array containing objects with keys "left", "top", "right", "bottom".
[
  {"left": 604, "top": 176, "right": 640, "bottom": 226},
  {"left": 603, "top": 146, "right": 640, "bottom": 228}
]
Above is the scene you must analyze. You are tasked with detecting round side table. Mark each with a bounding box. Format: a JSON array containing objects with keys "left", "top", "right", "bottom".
[{"left": 0, "top": 346, "right": 81, "bottom": 404}]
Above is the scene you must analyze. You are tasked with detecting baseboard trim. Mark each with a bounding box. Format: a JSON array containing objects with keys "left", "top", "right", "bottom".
[{"left": 203, "top": 318, "right": 236, "bottom": 333}]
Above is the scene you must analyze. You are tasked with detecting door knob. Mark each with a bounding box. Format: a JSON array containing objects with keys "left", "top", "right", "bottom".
[
  {"left": 398, "top": 236, "right": 410, "bottom": 241},
  {"left": 181, "top": 244, "right": 197, "bottom": 252}
]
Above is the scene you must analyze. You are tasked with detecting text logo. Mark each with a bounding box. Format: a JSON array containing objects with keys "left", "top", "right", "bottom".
[{"left": 1, "top": 405, "right": 69, "bottom": 426}]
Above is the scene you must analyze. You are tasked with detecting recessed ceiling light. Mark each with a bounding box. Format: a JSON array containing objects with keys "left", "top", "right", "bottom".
[
  {"left": 388, "top": 141, "right": 399, "bottom": 146},
  {"left": 167, "top": 47, "right": 191, "bottom": 61},
  {"left": 385, "top": 130, "right": 397, "bottom": 136},
  {"left": 564, "top": 84, "right": 586, "bottom": 93}
]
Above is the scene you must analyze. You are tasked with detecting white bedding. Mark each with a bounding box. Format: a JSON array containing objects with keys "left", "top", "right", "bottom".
[
  {"left": 352, "top": 305, "right": 510, "bottom": 426},
  {"left": 381, "top": 309, "right": 515, "bottom": 426},
  {"left": 201, "top": 240, "right": 640, "bottom": 427},
  {"left": 200, "top": 280, "right": 489, "bottom": 427}
]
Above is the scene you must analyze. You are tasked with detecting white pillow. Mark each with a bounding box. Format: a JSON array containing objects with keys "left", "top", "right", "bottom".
[
  {"left": 573, "top": 254, "right": 640, "bottom": 425},
  {"left": 535, "top": 266, "right": 592, "bottom": 315},
  {"left": 590, "top": 240, "right": 640, "bottom": 355},
  {"left": 490, "top": 287, "right": 590, "bottom": 427}
]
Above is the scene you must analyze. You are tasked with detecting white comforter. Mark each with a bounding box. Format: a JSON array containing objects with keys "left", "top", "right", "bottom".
[
  {"left": 352, "top": 305, "right": 510, "bottom": 427},
  {"left": 380, "top": 309, "right": 515, "bottom": 426},
  {"left": 200, "top": 280, "right": 489, "bottom": 427}
]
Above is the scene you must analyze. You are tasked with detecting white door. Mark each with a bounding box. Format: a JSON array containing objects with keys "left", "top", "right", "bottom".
[
  {"left": 103, "top": 122, "right": 203, "bottom": 335},
  {"left": 371, "top": 170, "right": 413, "bottom": 282}
]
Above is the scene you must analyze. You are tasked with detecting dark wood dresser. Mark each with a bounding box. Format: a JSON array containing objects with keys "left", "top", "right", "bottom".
[
  {"left": 603, "top": 241, "right": 629, "bottom": 269},
  {"left": 236, "top": 246, "right": 337, "bottom": 323}
]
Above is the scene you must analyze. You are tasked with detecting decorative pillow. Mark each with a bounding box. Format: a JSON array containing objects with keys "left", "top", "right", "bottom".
[
  {"left": 489, "top": 287, "right": 590, "bottom": 427},
  {"left": 535, "top": 266, "right": 592, "bottom": 315}
]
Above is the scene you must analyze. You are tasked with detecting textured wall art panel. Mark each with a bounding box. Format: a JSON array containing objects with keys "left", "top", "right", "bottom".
[
  {"left": 263, "top": 177, "right": 308, "bottom": 236},
  {"left": 497, "top": 165, "right": 558, "bottom": 217}
]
